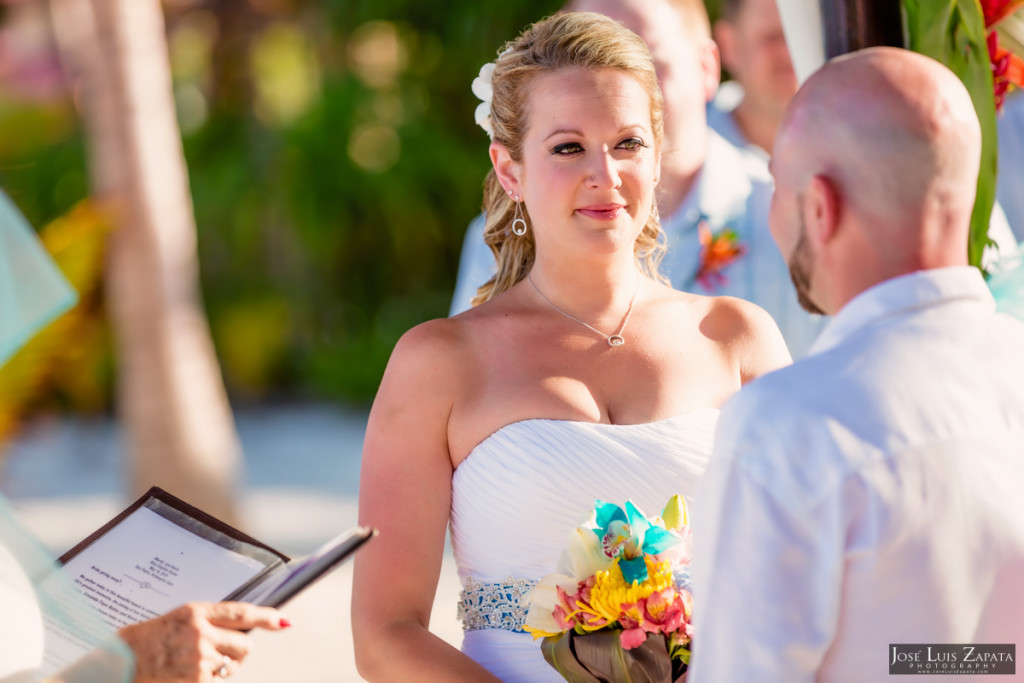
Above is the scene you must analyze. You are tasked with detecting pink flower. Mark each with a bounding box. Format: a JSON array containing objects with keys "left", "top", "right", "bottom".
[
  {"left": 644, "top": 589, "right": 685, "bottom": 632},
  {"left": 619, "top": 625, "right": 649, "bottom": 650},
  {"left": 617, "top": 598, "right": 652, "bottom": 649},
  {"left": 615, "top": 589, "right": 694, "bottom": 651},
  {"left": 557, "top": 577, "right": 616, "bottom": 631},
  {"left": 553, "top": 586, "right": 577, "bottom": 630}
]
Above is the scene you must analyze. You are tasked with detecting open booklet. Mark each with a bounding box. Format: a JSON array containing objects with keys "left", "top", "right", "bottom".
[{"left": 33, "top": 486, "right": 376, "bottom": 674}]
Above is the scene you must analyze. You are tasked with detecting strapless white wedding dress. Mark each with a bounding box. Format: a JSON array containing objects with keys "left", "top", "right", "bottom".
[{"left": 450, "top": 410, "right": 718, "bottom": 682}]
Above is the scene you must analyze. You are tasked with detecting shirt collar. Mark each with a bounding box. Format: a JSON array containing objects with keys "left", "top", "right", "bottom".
[
  {"left": 665, "top": 130, "right": 762, "bottom": 234},
  {"left": 809, "top": 266, "right": 995, "bottom": 355}
]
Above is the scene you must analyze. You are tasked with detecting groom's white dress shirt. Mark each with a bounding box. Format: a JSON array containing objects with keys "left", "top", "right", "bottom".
[{"left": 690, "top": 266, "right": 1024, "bottom": 682}]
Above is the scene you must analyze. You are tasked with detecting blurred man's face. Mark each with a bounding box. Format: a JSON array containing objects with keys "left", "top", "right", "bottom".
[
  {"left": 569, "top": 0, "right": 716, "bottom": 154},
  {"left": 717, "top": 0, "right": 797, "bottom": 111}
]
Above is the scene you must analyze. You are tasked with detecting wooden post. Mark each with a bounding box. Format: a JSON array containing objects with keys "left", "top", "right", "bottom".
[{"left": 819, "top": 0, "right": 905, "bottom": 58}]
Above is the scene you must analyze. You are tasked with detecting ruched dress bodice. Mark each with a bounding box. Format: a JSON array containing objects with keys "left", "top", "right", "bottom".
[{"left": 450, "top": 410, "right": 718, "bottom": 682}]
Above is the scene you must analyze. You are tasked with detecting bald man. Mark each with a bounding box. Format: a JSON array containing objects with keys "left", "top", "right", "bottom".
[
  {"left": 450, "top": 0, "right": 828, "bottom": 359},
  {"left": 690, "top": 48, "right": 1024, "bottom": 682}
]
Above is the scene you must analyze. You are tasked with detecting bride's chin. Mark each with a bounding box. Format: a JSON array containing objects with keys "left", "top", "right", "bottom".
[
  {"left": 583, "top": 224, "right": 644, "bottom": 252},
  {"left": 538, "top": 221, "right": 642, "bottom": 260}
]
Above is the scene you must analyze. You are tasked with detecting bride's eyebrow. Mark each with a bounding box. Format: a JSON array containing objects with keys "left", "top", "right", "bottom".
[
  {"left": 544, "top": 129, "right": 584, "bottom": 141},
  {"left": 542, "top": 125, "right": 648, "bottom": 142}
]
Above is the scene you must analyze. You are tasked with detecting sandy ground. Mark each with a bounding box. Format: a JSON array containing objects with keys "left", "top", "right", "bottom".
[{"left": 0, "top": 404, "right": 464, "bottom": 682}]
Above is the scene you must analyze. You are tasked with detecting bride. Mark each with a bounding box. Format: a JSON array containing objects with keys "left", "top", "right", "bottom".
[{"left": 352, "top": 11, "right": 791, "bottom": 682}]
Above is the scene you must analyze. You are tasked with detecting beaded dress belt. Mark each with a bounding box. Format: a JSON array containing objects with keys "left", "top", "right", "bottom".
[{"left": 457, "top": 576, "right": 538, "bottom": 633}]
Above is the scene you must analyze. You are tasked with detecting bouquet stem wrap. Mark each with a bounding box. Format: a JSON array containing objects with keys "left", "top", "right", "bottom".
[{"left": 541, "top": 631, "right": 686, "bottom": 683}]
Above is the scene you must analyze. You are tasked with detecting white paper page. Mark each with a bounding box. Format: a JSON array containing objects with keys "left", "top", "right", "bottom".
[{"left": 37, "top": 506, "right": 268, "bottom": 674}]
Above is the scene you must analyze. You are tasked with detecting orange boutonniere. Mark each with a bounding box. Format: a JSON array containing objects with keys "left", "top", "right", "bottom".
[{"left": 695, "top": 220, "right": 746, "bottom": 291}]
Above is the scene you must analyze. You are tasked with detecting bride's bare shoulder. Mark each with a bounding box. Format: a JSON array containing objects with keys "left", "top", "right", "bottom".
[
  {"left": 657, "top": 286, "right": 792, "bottom": 380},
  {"left": 386, "top": 316, "right": 468, "bottom": 373},
  {"left": 698, "top": 295, "right": 777, "bottom": 339},
  {"left": 704, "top": 295, "right": 792, "bottom": 381},
  {"left": 387, "top": 297, "right": 514, "bottom": 372}
]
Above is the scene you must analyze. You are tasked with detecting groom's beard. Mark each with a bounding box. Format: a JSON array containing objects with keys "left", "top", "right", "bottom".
[{"left": 789, "top": 226, "right": 827, "bottom": 316}]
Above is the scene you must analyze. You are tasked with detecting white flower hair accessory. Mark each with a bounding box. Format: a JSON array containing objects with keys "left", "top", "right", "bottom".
[{"left": 472, "top": 61, "right": 496, "bottom": 139}]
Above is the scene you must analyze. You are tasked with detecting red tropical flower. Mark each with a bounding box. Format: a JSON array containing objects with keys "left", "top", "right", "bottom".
[
  {"left": 981, "top": 0, "right": 1024, "bottom": 27},
  {"left": 981, "top": 0, "right": 1024, "bottom": 110}
]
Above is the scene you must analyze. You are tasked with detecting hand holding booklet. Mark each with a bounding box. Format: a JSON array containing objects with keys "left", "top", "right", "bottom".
[{"left": 36, "top": 486, "right": 375, "bottom": 673}]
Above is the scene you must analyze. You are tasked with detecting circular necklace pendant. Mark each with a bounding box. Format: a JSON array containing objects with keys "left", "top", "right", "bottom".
[{"left": 607, "top": 335, "right": 625, "bottom": 347}]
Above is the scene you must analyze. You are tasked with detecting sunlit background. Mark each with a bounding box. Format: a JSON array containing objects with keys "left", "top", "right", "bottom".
[{"left": 0, "top": 0, "right": 576, "bottom": 417}]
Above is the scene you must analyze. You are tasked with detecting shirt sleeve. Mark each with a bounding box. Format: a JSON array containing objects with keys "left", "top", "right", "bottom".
[
  {"left": 688, "top": 391, "right": 844, "bottom": 683},
  {"left": 449, "top": 213, "right": 494, "bottom": 316}
]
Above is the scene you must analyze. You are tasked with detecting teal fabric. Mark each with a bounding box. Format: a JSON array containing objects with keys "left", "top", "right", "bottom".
[
  {"left": 0, "top": 192, "right": 132, "bottom": 680},
  {"left": 0, "top": 494, "right": 134, "bottom": 681},
  {"left": 0, "top": 190, "right": 77, "bottom": 366},
  {"left": 989, "top": 241, "right": 1024, "bottom": 322}
]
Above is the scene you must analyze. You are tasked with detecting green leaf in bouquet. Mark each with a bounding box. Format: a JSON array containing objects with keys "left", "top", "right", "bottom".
[
  {"left": 541, "top": 631, "right": 604, "bottom": 683},
  {"left": 542, "top": 630, "right": 683, "bottom": 683}
]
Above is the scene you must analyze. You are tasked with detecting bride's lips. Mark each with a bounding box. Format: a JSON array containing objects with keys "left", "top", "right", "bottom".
[{"left": 576, "top": 204, "right": 627, "bottom": 221}]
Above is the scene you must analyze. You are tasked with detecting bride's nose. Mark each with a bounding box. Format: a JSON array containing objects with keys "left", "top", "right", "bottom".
[{"left": 586, "top": 152, "right": 622, "bottom": 190}]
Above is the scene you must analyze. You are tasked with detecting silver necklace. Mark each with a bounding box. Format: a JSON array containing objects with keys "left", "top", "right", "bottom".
[{"left": 527, "top": 272, "right": 639, "bottom": 347}]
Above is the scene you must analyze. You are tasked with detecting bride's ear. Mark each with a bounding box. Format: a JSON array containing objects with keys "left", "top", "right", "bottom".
[{"left": 490, "top": 141, "right": 522, "bottom": 197}]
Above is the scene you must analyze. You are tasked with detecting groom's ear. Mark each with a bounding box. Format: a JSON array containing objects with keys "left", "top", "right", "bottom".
[
  {"left": 490, "top": 141, "right": 522, "bottom": 197},
  {"left": 804, "top": 174, "right": 840, "bottom": 247}
]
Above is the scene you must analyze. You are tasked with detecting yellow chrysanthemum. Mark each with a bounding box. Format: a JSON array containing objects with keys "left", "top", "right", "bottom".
[{"left": 582, "top": 556, "right": 675, "bottom": 629}]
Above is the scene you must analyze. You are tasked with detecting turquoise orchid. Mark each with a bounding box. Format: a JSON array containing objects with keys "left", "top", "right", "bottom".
[{"left": 592, "top": 500, "right": 679, "bottom": 584}]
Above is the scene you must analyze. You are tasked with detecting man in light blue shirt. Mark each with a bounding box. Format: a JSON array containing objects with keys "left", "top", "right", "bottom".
[
  {"left": 707, "top": 0, "right": 796, "bottom": 161},
  {"left": 451, "top": 0, "right": 827, "bottom": 359}
]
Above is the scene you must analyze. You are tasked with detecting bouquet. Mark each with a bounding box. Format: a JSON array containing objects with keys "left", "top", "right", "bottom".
[{"left": 524, "top": 496, "right": 694, "bottom": 683}]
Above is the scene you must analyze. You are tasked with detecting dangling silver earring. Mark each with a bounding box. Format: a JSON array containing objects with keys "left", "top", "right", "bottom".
[{"left": 511, "top": 195, "right": 528, "bottom": 236}]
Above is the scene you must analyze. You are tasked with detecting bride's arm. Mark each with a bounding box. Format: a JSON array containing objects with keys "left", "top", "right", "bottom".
[
  {"left": 352, "top": 319, "right": 500, "bottom": 682},
  {"left": 738, "top": 303, "right": 793, "bottom": 383}
]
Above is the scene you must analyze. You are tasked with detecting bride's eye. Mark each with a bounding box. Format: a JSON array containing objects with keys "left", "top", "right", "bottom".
[
  {"left": 617, "top": 137, "right": 648, "bottom": 151},
  {"left": 551, "top": 142, "right": 584, "bottom": 155}
]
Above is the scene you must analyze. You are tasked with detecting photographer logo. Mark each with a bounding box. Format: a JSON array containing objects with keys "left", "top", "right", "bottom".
[{"left": 889, "top": 644, "right": 1015, "bottom": 675}]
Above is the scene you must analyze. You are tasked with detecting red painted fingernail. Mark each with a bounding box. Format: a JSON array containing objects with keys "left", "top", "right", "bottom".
[{"left": 280, "top": 618, "right": 292, "bottom": 629}]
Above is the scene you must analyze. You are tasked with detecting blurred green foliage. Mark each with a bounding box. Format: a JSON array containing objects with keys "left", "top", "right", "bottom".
[
  {"left": 903, "top": 0, "right": 998, "bottom": 270},
  {"left": 0, "top": 0, "right": 565, "bottom": 408}
]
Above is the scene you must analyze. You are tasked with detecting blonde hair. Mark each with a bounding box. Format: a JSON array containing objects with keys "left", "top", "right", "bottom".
[{"left": 471, "top": 11, "right": 668, "bottom": 306}]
